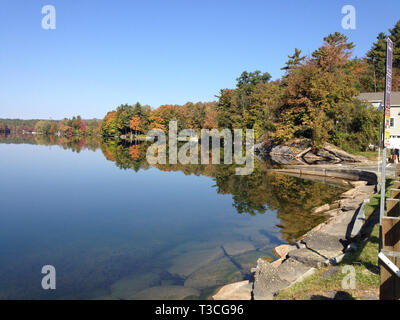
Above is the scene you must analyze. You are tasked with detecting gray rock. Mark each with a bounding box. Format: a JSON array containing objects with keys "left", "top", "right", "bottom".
[
  {"left": 255, "top": 139, "right": 366, "bottom": 164},
  {"left": 253, "top": 258, "right": 290, "bottom": 300},
  {"left": 321, "top": 266, "right": 339, "bottom": 279},
  {"left": 287, "top": 248, "right": 327, "bottom": 267},
  {"left": 318, "top": 210, "right": 355, "bottom": 238},
  {"left": 276, "top": 258, "right": 314, "bottom": 283},
  {"left": 316, "top": 149, "right": 341, "bottom": 162},
  {"left": 323, "top": 143, "right": 366, "bottom": 162},
  {"left": 303, "top": 151, "right": 325, "bottom": 161},
  {"left": 301, "top": 231, "right": 345, "bottom": 259}
]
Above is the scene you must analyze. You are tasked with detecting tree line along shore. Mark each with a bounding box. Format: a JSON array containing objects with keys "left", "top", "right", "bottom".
[{"left": 2, "top": 21, "right": 400, "bottom": 154}]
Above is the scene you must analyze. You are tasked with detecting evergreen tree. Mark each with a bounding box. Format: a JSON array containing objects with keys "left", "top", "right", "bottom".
[
  {"left": 366, "top": 32, "right": 387, "bottom": 91},
  {"left": 281, "top": 48, "right": 306, "bottom": 72},
  {"left": 133, "top": 102, "right": 142, "bottom": 116},
  {"left": 389, "top": 20, "right": 400, "bottom": 68},
  {"left": 236, "top": 70, "right": 271, "bottom": 94}
]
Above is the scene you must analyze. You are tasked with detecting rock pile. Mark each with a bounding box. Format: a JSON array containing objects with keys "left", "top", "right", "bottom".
[
  {"left": 255, "top": 139, "right": 367, "bottom": 165},
  {"left": 212, "top": 182, "right": 375, "bottom": 300}
]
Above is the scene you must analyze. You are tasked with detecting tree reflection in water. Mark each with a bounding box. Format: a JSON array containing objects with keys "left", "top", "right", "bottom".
[{"left": 0, "top": 134, "right": 347, "bottom": 242}]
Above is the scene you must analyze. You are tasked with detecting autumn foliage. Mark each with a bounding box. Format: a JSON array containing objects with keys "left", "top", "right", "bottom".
[{"left": 99, "top": 21, "right": 400, "bottom": 153}]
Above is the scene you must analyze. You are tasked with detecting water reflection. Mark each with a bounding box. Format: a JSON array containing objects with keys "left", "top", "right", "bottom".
[
  {"left": 0, "top": 134, "right": 347, "bottom": 300},
  {"left": 0, "top": 133, "right": 346, "bottom": 243}
]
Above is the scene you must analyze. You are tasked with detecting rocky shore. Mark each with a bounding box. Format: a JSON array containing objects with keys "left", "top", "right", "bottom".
[
  {"left": 255, "top": 138, "right": 368, "bottom": 165},
  {"left": 212, "top": 169, "right": 377, "bottom": 300}
]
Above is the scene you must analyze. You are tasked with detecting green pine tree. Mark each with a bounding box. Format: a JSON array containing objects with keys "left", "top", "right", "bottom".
[
  {"left": 281, "top": 48, "right": 306, "bottom": 72},
  {"left": 367, "top": 32, "right": 387, "bottom": 91},
  {"left": 389, "top": 20, "right": 400, "bottom": 68}
]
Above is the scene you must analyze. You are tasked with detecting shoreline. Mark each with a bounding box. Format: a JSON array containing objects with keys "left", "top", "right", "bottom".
[{"left": 212, "top": 165, "right": 378, "bottom": 300}]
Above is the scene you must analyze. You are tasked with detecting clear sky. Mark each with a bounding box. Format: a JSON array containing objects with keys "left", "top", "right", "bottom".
[{"left": 1, "top": 0, "right": 399, "bottom": 119}]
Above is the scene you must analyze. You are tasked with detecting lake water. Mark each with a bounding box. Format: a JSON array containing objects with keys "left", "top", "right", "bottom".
[{"left": 0, "top": 135, "right": 347, "bottom": 299}]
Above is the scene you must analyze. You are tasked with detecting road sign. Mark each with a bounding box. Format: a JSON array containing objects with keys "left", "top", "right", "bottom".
[
  {"left": 384, "top": 38, "right": 393, "bottom": 147},
  {"left": 380, "top": 37, "right": 394, "bottom": 245}
]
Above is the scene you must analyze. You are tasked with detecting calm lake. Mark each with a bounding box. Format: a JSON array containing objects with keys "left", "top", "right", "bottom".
[{"left": 0, "top": 135, "right": 347, "bottom": 299}]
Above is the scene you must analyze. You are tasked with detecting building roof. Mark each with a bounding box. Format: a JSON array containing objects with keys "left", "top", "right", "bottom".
[{"left": 357, "top": 92, "right": 400, "bottom": 106}]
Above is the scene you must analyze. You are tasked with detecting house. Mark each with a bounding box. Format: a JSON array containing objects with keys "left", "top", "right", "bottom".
[{"left": 357, "top": 92, "right": 400, "bottom": 148}]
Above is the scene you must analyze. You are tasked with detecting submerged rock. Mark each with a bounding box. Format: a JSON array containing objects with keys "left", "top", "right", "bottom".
[
  {"left": 110, "top": 272, "right": 161, "bottom": 299},
  {"left": 167, "top": 247, "right": 224, "bottom": 278},
  {"left": 131, "top": 285, "right": 200, "bottom": 300},
  {"left": 222, "top": 241, "right": 255, "bottom": 256},
  {"left": 184, "top": 257, "right": 242, "bottom": 290}
]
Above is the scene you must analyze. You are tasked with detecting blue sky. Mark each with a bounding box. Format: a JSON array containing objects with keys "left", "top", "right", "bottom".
[{"left": 0, "top": 0, "right": 399, "bottom": 119}]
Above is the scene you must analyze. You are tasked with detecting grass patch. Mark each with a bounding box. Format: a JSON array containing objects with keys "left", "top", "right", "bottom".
[
  {"left": 351, "top": 150, "right": 379, "bottom": 161},
  {"left": 277, "top": 224, "right": 380, "bottom": 300},
  {"left": 349, "top": 149, "right": 389, "bottom": 161},
  {"left": 276, "top": 179, "right": 392, "bottom": 300}
]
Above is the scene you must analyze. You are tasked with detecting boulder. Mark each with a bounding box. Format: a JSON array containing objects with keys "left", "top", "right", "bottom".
[
  {"left": 212, "top": 281, "right": 252, "bottom": 300},
  {"left": 276, "top": 258, "right": 315, "bottom": 283},
  {"left": 323, "top": 143, "right": 367, "bottom": 162},
  {"left": 303, "top": 151, "right": 325, "bottom": 162},
  {"left": 271, "top": 258, "right": 284, "bottom": 268},
  {"left": 273, "top": 244, "right": 297, "bottom": 259},
  {"left": 253, "top": 258, "right": 290, "bottom": 300},
  {"left": 301, "top": 231, "right": 345, "bottom": 259},
  {"left": 254, "top": 138, "right": 367, "bottom": 164},
  {"left": 287, "top": 248, "right": 327, "bottom": 267},
  {"left": 321, "top": 266, "right": 339, "bottom": 279},
  {"left": 316, "top": 149, "right": 341, "bottom": 162}
]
